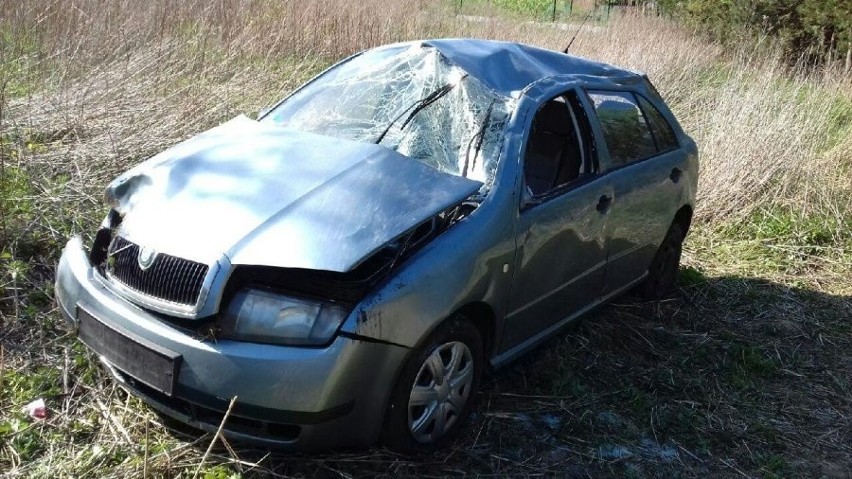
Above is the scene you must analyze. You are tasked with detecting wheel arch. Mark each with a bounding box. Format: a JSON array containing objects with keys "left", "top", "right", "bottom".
[
  {"left": 379, "top": 301, "right": 492, "bottom": 449},
  {"left": 453, "top": 301, "right": 497, "bottom": 364},
  {"left": 395, "top": 300, "right": 498, "bottom": 372},
  {"left": 673, "top": 204, "right": 693, "bottom": 236}
]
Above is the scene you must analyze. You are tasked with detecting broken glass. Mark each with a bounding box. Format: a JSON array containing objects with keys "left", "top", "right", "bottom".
[{"left": 264, "top": 45, "right": 513, "bottom": 192}]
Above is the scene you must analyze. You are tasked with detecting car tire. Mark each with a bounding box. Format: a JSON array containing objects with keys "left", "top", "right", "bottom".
[
  {"left": 382, "top": 316, "right": 484, "bottom": 452},
  {"left": 640, "top": 222, "right": 685, "bottom": 300}
]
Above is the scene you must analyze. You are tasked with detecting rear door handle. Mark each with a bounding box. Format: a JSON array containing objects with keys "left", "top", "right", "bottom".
[
  {"left": 670, "top": 167, "right": 683, "bottom": 183},
  {"left": 596, "top": 194, "right": 612, "bottom": 212}
]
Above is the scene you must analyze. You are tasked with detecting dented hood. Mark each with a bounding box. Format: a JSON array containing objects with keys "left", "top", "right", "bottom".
[{"left": 107, "top": 116, "right": 482, "bottom": 272}]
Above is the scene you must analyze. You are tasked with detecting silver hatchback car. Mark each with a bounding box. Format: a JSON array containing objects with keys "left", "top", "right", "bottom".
[{"left": 55, "top": 39, "right": 698, "bottom": 451}]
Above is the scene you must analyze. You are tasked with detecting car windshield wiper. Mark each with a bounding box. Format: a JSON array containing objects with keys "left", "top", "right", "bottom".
[
  {"left": 462, "top": 99, "right": 496, "bottom": 178},
  {"left": 375, "top": 73, "right": 469, "bottom": 144}
]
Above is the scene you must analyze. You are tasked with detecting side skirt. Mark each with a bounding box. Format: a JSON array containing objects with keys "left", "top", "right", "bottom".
[{"left": 489, "top": 272, "right": 648, "bottom": 369}]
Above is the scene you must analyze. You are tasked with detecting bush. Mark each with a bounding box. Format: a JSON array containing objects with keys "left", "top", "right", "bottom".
[{"left": 658, "top": 0, "right": 852, "bottom": 65}]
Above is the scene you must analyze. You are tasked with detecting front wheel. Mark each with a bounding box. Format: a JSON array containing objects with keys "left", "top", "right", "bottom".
[
  {"left": 639, "top": 222, "right": 685, "bottom": 300},
  {"left": 382, "top": 317, "right": 483, "bottom": 452}
]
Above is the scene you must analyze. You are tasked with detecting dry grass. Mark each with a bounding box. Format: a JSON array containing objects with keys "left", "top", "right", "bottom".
[
  {"left": 2, "top": 1, "right": 849, "bottom": 224},
  {"left": 1, "top": 0, "right": 851, "bottom": 477}
]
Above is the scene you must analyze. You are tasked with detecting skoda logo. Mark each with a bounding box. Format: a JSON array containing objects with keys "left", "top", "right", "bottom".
[{"left": 137, "top": 246, "right": 158, "bottom": 271}]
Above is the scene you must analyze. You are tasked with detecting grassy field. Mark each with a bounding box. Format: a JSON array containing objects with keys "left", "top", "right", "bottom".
[{"left": 1, "top": 0, "right": 850, "bottom": 477}]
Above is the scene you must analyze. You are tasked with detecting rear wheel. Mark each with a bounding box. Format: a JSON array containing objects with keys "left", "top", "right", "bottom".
[
  {"left": 640, "top": 223, "right": 684, "bottom": 300},
  {"left": 382, "top": 317, "right": 483, "bottom": 452}
]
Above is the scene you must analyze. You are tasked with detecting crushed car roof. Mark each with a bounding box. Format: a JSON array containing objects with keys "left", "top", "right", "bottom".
[{"left": 375, "top": 38, "right": 643, "bottom": 96}]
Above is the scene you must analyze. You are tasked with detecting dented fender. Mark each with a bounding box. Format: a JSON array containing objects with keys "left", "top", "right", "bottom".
[{"left": 338, "top": 123, "right": 526, "bottom": 354}]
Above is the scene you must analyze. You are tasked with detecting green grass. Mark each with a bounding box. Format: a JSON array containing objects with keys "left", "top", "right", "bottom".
[
  {"left": 691, "top": 205, "right": 852, "bottom": 287},
  {"left": 456, "top": 0, "right": 601, "bottom": 21},
  {"left": 727, "top": 343, "right": 778, "bottom": 390}
]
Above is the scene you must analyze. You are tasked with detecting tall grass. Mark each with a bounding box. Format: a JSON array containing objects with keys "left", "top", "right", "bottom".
[
  {"left": 1, "top": 1, "right": 851, "bottom": 476},
  {"left": 2, "top": 0, "right": 849, "bottom": 227}
]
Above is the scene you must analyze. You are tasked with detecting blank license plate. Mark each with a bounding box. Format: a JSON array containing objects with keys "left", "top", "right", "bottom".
[{"left": 77, "top": 304, "right": 181, "bottom": 396}]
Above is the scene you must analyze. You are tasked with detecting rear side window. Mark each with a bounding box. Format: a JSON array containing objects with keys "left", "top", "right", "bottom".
[
  {"left": 637, "top": 95, "right": 679, "bottom": 153},
  {"left": 587, "top": 91, "right": 656, "bottom": 168}
]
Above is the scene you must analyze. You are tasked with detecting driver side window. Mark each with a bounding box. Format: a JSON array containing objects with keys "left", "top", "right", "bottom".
[{"left": 523, "top": 92, "right": 590, "bottom": 198}]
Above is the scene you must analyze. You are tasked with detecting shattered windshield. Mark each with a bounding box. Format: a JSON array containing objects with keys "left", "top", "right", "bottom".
[{"left": 264, "top": 45, "right": 512, "bottom": 191}]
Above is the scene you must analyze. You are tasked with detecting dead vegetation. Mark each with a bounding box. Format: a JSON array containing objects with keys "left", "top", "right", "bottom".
[{"left": 1, "top": 0, "right": 850, "bottom": 477}]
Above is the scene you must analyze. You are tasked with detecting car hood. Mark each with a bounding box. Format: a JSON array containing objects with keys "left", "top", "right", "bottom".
[{"left": 107, "top": 115, "right": 482, "bottom": 272}]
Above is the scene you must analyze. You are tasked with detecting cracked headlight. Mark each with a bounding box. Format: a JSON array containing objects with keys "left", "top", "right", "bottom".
[{"left": 221, "top": 289, "right": 348, "bottom": 346}]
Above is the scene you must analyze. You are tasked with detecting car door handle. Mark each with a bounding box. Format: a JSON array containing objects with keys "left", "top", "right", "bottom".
[
  {"left": 596, "top": 195, "right": 612, "bottom": 212},
  {"left": 669, "top": 167, "right": 682, "bottom": 183}
]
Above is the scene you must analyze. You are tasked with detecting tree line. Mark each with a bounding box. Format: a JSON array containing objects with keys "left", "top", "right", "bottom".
[{"left": 653, "top": 0, "right": 851, "bottom": 66}]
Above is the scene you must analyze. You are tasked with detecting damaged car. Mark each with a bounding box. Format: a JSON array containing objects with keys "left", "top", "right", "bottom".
[{"left": 55, "top": 39, "right": 698, "bottom": 451}]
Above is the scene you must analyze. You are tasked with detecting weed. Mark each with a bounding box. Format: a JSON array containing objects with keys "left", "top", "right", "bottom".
[
  {"left": 728, "top": 343, "right": 777, "bottom": 389},
  {"left": 678, "top": 265, "right": 707, "bottom": 286},
  {"left": 756, "top": 452, "right": 787, "bottom": 478}
]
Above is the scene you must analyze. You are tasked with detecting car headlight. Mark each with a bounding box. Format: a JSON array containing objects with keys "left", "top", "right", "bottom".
[{"left": 220, "top": 289, "right": 348, "bottom": 346}]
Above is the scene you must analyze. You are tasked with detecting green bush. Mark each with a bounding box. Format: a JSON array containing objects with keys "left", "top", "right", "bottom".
[{"left": 658, "top": 0, "right": 852, "bottom": 65}]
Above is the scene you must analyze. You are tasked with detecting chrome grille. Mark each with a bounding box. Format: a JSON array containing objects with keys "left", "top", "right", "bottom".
[{"left": 106, "top": 236, "right": 209, "bottom": 307}]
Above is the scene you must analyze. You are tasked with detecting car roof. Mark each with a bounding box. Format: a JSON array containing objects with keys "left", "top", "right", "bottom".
[{"left": 378, "top": 38, "right": 644, "bottom": 97}]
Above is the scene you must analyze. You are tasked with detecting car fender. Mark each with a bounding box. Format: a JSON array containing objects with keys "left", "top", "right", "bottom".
[{"left": 338, "top": 188, "right": 516, "bottom": 350}]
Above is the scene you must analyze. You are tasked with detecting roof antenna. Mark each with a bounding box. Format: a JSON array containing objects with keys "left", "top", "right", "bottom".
[{"left": 563, "top": 10, "right": 594, "bottom": 53}]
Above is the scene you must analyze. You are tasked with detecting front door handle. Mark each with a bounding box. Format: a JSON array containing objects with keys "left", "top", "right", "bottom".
[
  {"left": 596, "top": 194, "right": 612, "bottom": 212},
  {"left": 670, "top": 167, "right": 683, "bottom": 183}
]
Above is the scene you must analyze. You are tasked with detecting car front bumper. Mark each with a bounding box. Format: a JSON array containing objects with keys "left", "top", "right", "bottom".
[{"left": 55, "top": 236, "right": 409, "bottom": 450}]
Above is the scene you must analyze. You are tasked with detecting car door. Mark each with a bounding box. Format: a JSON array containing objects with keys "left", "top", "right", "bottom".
[
  {"left": 583, "top": 90, "right": 689, "bottom": 297},
  {"left": 500, "top": 90, "right": 613, "bottom": 354}
]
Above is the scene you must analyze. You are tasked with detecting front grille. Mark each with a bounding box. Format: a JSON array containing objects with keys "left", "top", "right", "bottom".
[{"left": 106, "top": 236, "right": 209, "bottom": 307}]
